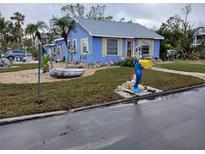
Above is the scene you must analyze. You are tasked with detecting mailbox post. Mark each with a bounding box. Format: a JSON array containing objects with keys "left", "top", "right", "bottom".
[{"left": 35, "top": 31, "right": 43, "bottom": 104}]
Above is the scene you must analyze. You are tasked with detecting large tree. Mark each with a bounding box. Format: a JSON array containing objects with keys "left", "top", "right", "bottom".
[
  {"left": 0, "top": 16, "right": 14, "bottom": 50},
  {"left": 10, "top": 12, "right": 25, "bottom": 48},
  {"left": 61, "top": 3, "right": 85, "bottom": 18},
  {"left": 25, "top": 21, "right": 48, "bottom": 40},
  {"left": 157, "top": 4, "right": 203, "bottom": 59},
  {"left": 61, "top": 3, "right": 113, "bottom": 21},
  {"left": 49, "top": 16, "right": 75, "bottom": 45}
]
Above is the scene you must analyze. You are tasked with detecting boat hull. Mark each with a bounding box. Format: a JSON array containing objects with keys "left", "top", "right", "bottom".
[{"left": 49, "top": 68, "right": 85, "bottom": 78}]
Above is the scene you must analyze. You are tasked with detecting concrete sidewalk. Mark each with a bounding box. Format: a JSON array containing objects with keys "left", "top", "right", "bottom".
[{"left": 152, "top": 67, "right": 205, "bottom": 80}]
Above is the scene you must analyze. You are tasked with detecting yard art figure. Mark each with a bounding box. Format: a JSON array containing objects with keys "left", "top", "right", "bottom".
[{"left": 133, "top": 47, "right": 143, "bottom": 93}]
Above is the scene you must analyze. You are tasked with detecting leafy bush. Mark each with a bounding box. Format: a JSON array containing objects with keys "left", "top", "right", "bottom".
[
  {"left": 176, "top": 46, "right": 201, "bottom": 60},
  {"left": 41, "top": 55, "right": 51, "bottom": 73},
  {"left": 119, "top": 57, "right": 135, "bottom": 67},
  {"left": 176, "top": 51, "right": 187, "bottom": 60},
  {"left": 27, "top": 47, "right": 38, "bottom": 59},
  {"left": 190, "top": 51, "right": 200, "bottom": 60}
]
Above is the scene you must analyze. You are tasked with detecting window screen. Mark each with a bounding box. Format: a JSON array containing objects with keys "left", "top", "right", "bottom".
[
  {"left": 141, "top": 46, "right": 149, "bottom": 55},
  {"left": 107, "top": 39, "right": 118, "bottom": 55}
]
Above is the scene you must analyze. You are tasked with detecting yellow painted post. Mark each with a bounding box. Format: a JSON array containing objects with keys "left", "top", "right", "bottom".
[
  {"left": 102, "top": 38, "right": 107, "bottom": 57},
  {"left": 138, "top": 39, "right": 142, "bottom": 48},
  {"left": 118, "top": 39, "right": 123, "bottom": 56},
  {"left": 149, "top": 39, "right": 154, "bottom": 57}
]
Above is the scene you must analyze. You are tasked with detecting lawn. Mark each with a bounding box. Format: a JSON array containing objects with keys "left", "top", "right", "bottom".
[
  {"left": 0, "top": 63, "right": 38, "bottom": 73},
  {"left": 0, "top": 67, "right": 204, "bottom": 119},
  {"left": 155, "top": 61, "right": 205, "bottom": 73}
]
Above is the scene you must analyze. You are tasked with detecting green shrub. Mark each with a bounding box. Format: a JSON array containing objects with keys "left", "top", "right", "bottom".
[
  {"left": 41, "top": 55, "right": 51, "bottom": 73},
  {"left": 27, "top": 47, "right": 38, "bottom": 59},
  {"left": 120, "top": 57, "right": 135, "bottom": 67},
  {"left": 190, "top": 51, "right": 200, "bottom": 60},
  {"left": 176, "top": 51, "right": 187, "bottom": 60}
]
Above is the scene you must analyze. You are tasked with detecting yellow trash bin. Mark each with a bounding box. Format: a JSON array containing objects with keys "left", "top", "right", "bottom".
[{"left": 139, "top": 59, "right": 152, "bottom": 69}]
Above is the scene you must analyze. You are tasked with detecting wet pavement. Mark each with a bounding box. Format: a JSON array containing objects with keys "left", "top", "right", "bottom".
[{"left": 0, "top": 86, "right": 205, "bottom": 150}]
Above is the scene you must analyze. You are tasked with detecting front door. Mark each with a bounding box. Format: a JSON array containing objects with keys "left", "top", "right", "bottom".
[{"left": 127, "top": 40, "right": 133, "bottom": 57}]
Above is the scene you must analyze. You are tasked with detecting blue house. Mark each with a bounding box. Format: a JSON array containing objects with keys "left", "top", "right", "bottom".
[{"left": 68, "top": 17, "right": 164, "bottom": 63}]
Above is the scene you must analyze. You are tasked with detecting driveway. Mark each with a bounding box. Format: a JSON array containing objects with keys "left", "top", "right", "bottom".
[{"left": 0, "top": 86, "right": 205, "bottom": 150}]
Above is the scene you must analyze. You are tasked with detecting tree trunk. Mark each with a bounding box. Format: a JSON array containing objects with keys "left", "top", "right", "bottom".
[{"left": 62, "top": 31, "right": 67, "bottom": 45}]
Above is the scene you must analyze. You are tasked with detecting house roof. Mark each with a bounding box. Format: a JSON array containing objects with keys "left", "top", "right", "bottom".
[{"left": 73, "top": 17, "right": 164, "bottom": 40}]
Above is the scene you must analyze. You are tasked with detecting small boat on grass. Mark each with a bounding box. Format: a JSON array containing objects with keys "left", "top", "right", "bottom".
[{"left": 49, "top": 68, "right": 85, "bottom": 78}]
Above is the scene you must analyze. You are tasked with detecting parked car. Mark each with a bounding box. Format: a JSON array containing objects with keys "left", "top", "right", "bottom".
[{"left": 5, "top": 50, "right": 26, "bottom": 61}]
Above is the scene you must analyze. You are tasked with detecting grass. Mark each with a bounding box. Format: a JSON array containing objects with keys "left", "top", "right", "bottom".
[
  {"left": 0, "top": 67, "right": 204, "bottom": 119},
  {"left": 155, "top": 61, "right": 205, "bottom": 73},
  {"left": 0, "top": 63, "right": 38, "bottom": 73}
]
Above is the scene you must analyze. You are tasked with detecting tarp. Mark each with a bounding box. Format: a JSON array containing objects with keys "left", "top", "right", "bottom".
[
  {"left": 54, "top": 38, "right": 68, "bottom": 62},
  {"left": 43, "top": 38, "right": 69, "bottom": 62}
]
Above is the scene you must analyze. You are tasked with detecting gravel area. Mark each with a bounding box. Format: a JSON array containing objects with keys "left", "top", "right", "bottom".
[
  {"left": 0, "top": 61, "right": 119, "bottom": 84},
  {"left": 0, "top": 68, "right": 96, "bottom": 84}
]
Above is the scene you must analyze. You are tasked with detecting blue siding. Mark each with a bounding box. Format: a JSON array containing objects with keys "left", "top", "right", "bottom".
[
  {"left": 68, "top": 23, "right": 91, "bottom": 63},
  {"left": 68, "top": 23, "right": 161, "bottom": 63},
  {"left": 153, "top": 40, "right": 160, "bottom": 58},
  {"left": 92, "top": 36, "right": 127, "bottom": 63},
  {"left": 122, "top": 39, "right": 127, "bottom": 57}
]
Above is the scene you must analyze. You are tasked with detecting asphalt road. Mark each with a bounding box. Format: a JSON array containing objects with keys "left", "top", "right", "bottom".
[{"left": 0, "top": 87, "right": 205, "bottom": 150}]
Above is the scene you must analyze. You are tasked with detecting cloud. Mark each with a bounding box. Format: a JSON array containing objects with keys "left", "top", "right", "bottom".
[{"left": 0, "top": 3, "right": 205, "bottom": 28}]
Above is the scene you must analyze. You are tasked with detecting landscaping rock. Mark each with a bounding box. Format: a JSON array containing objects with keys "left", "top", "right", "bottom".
[
  {"left": 115, "top": 86, "right": 133, "bottom": 98},
  {"left": 115, "top": 73, "right": 163, "bottom": 98},
  {"left": 122, "top": 81, "right": 131, "bottom": 89},
  {"left": 145, "top": 86, "right": 163, "bottom": 93},
  {"left": 138, "top": 84, "right": 145, "bottom": 90}
]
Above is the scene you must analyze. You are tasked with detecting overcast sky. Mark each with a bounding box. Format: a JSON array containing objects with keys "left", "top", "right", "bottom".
[{"left": 0, "top": 3, "right": 205, "bottom": 29}]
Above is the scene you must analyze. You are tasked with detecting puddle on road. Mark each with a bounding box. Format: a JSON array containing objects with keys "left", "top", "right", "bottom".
[{"left": 137, "top": 87, "right": 202, "bottom": 105}]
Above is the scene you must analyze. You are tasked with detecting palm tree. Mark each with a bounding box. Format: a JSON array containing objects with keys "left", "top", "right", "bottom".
[
  {"left": 10, "top": 12, "right": 25, "bottom": 48},
  {"left": 0, "top": 17, "right": 9, "bottom": 37},
  {"left": 25, "top": 21, "right": 48, "bottom": 41},
  {"left": 49, "top": 16, "right": 75, "bottom": 45},
  {"left": 0, "top": 17, "right": 14, "bottom": 50},
  {"left": 10, "top": 12, "right": 25, "bottom": 26}
]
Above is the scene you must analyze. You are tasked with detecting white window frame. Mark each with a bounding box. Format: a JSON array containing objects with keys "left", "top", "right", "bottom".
[
  {"left": 67, "top": 40, "right": 71, "bottom": 49},
  {"left": 80, "top": 38, "right": 89, "bottom": 54},
  {"left": 106, "top": 38, "right": 118, "bottom": 56},
  {"left": 73, "top": 39, "right": 77, "bottom": 51}
]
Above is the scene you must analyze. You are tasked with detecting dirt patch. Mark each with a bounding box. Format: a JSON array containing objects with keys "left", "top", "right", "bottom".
[
  {"left": 0, "top": 66, "right": 19, "bottom": 69},
  {"left": 0, "top": 68, "right": 96, "bottom": 84},
  {"left": 0, "top": 62, "right": 119, "bottom": 84}
]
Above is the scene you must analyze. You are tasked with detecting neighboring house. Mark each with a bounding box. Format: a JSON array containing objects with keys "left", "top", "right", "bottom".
[
  {"left": 192, "top": 27, "right": 205, "bottom": 47},
  {"left": 68, "top": 17, "right": 164, "bottom": 63},
  {"left": 192, "top": 27, "right": 205, "bottom": 58}
]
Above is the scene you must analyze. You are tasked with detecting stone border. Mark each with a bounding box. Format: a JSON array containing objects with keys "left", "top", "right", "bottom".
[{"left": 0, "top": 83, "right": 205, "bottom": 125}]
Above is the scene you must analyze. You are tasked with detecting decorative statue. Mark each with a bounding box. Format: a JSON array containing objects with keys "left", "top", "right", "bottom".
[{"left": 133, "top": 47, "right": 143, "bottom": 93}]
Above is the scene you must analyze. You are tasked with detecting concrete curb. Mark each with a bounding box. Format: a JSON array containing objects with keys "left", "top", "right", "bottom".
[
  {"left": 0, "top": 110, "right": 67, "bottom": 125},
  {"left": 71, "top": 83, "right": 205, "bottom": 112}
]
